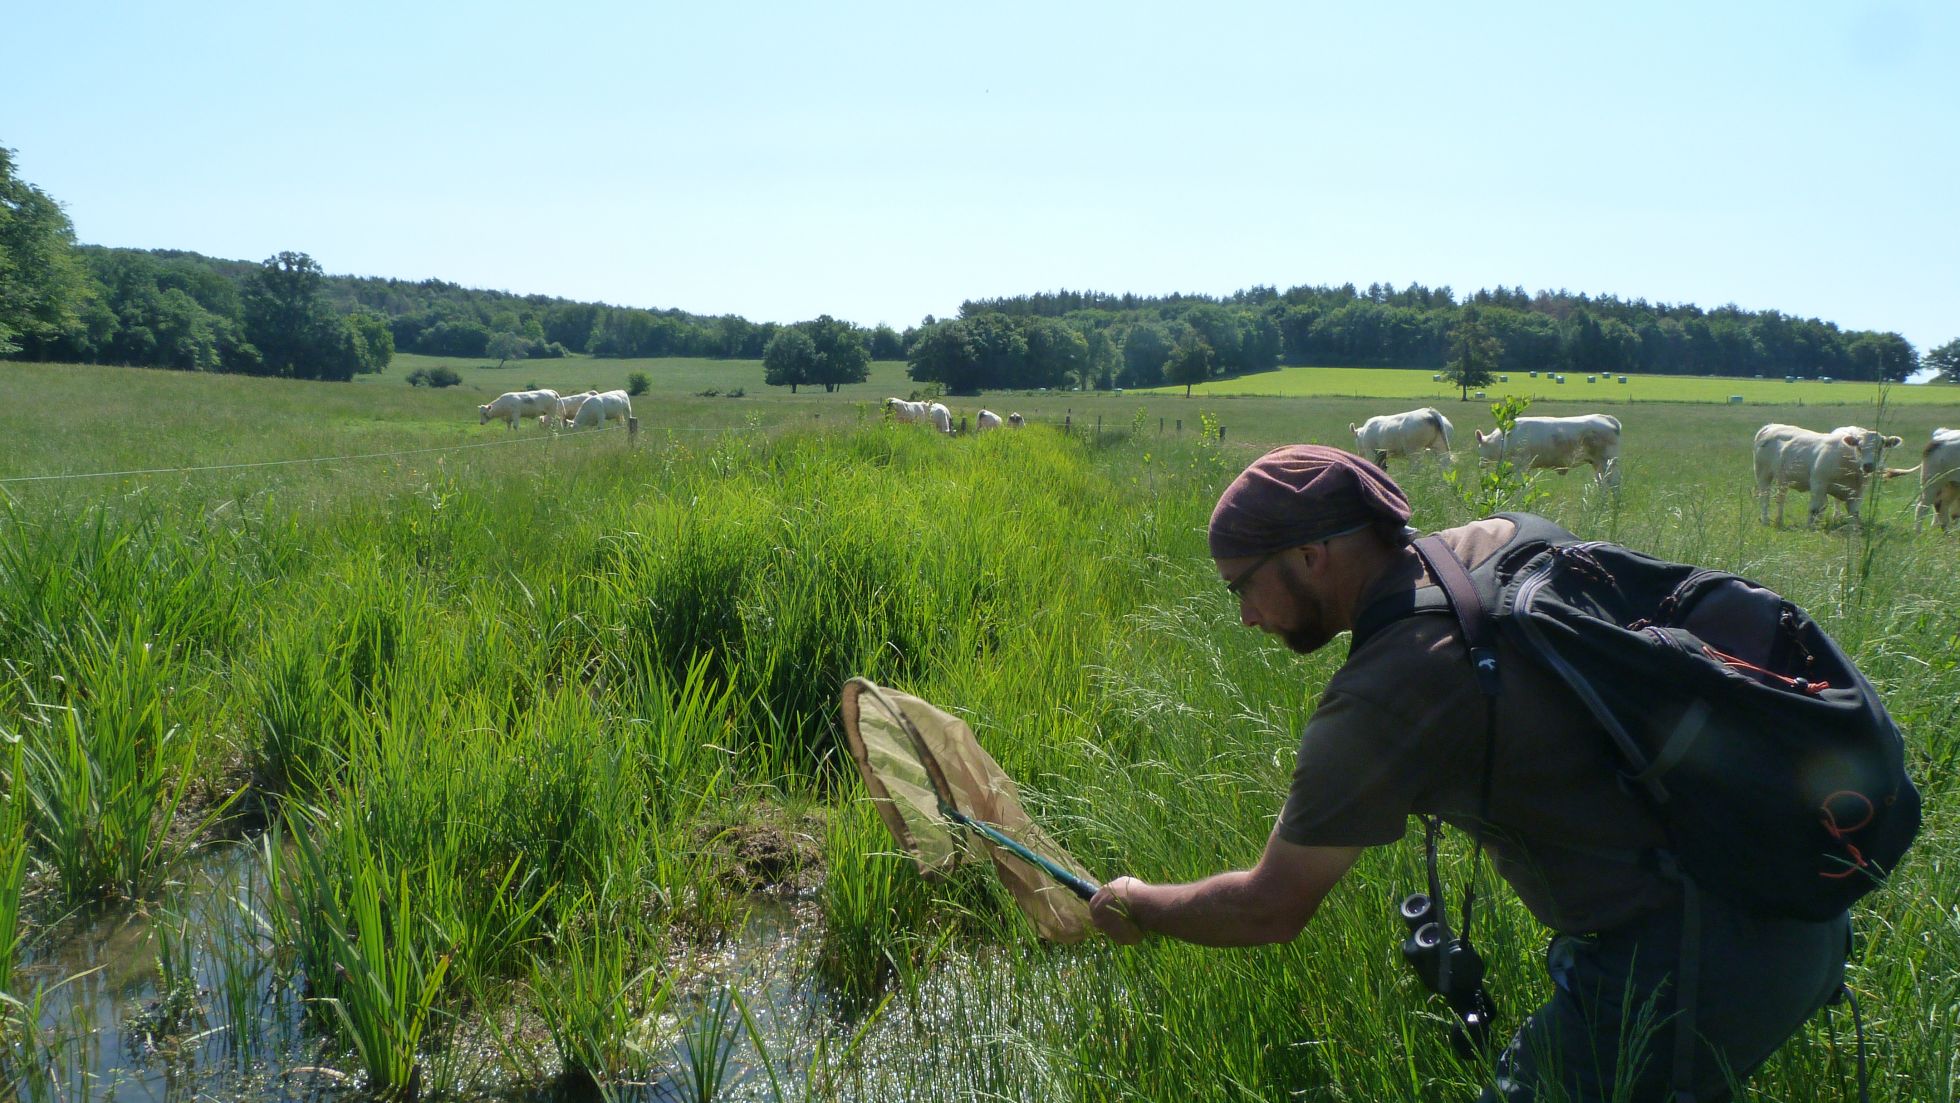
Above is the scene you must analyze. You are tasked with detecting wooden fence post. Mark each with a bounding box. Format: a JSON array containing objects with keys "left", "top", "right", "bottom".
[{"left": 628, "top": 416, "right": 639, "bottom": 443}]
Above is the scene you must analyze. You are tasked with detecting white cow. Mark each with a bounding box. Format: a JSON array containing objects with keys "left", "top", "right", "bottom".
[
  {"left": 1007, "top": 412, "right": 1025, "bottom": 429},
  {"left": 1351, "top": 407, "right": 1454, "bottom": 466},
  {"left": 927, "top": 402, "right": 953, "bottom": 434},
  {"left": 885, "top": 397, "right": 929, "bottom": 424},
  {"left": 976, "top": 409, "right": 1003, "bottom": 432},
  {"left": 570, "top": 389, "right": 633, "bottom": 431},
  {"left": 479, "top": 388, "right": 561, "bottom": 430},
  {"left": 1883, "top": 428, "right": 1960, "bottom": 531},
  {"left": 1475, "top": 414, "right": 1622, "bottom": 486},
  {"left": 1752, "top": 423, "right": 1902, "bottom": 528},
  {"left": 547, "top": 389, "right": 599, "bottom": 428}
]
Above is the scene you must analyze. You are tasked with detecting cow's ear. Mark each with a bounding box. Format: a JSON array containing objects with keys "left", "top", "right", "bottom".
[
  {"left": 1349, "top": 423, "right": 1358, "bottom": 433},
  {"left": 1886, "top": 436, "right": 1903, "bottom": 448},
  {"left": 1475, "top": 430, "right": 1486, "bottom": 442},
  {"left": 1842, "top": 434, "right": 1860, "bottom": 447}
]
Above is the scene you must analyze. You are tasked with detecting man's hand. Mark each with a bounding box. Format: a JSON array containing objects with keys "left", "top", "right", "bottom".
[{"left": 1091, "top": 876, "right": 1147, "bottom": 944}]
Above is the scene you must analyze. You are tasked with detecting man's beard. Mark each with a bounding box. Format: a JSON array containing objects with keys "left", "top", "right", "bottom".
[{"left": 1280, "top": 574, "right": 1337, "bottom": 654}]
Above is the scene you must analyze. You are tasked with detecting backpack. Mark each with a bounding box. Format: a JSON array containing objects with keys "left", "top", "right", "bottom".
[{"left": 1353, "top": 512, "right": 1922, "bottom": 922}]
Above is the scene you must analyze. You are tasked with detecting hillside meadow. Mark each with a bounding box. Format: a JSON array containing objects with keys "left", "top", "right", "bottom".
[{"left": 0, "top": 355, "right": 1955, "bottom": 1103}]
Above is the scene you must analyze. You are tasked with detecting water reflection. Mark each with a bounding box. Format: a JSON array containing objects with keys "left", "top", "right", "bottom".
[{"left": 8, "top": 845, "right": 847, "bottom": 1103}]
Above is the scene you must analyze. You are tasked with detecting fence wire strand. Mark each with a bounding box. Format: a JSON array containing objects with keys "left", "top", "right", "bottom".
[{"left": 0, "top": 420, "right": 767, "bottom": 487}]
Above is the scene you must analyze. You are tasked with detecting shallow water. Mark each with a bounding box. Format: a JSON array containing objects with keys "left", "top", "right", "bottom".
[{"left": 6, "top": 843, "right": 847, "bottom": 1103}]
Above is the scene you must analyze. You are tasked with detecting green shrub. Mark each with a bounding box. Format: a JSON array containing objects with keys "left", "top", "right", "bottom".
[
  {"left": 626, "top": 372, "right": 651, "bottom": 397},
  {"left": 405, "top": 366, "right": 462, "bottom": 388}
]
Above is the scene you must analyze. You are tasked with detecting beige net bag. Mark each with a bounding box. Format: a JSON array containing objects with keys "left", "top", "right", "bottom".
[{"left": 839, "top": 677, "right": 1097, "bottom": 943}]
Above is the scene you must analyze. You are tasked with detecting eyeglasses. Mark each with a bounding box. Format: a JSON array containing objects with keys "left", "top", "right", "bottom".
[{"left": 1225, "top": 547, "right": 1291, "bottom": 595}]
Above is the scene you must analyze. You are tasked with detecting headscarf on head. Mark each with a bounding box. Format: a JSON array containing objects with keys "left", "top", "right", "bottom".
[{"left": 1208, "top": 445, "right": 1412, "bottom": 559}]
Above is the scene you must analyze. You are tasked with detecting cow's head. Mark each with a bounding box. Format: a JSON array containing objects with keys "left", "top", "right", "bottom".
[
  {"left": 1474, "top": 428, "right": 1505, "bottom": 462},
  {"left": 1841, "top": 428, "right": 1904, "bottom": 474},
  {"left": 479, "top": 405, "right": 490, "bottom": 424}
]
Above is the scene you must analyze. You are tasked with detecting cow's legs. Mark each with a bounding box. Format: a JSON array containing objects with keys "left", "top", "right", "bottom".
[{"left": 1808, "top": 489, "right": 1830, "bottom": 528}]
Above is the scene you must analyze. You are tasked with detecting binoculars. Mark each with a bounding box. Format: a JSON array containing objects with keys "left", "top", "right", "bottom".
[{"left": 1399, "top": 892, "right": 1499, "bottom": 1060}]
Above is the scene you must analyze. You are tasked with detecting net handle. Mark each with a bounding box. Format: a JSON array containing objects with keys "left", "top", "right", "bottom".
[{"left": 857, "top": 681, "right": 1100, "bottom": 901}]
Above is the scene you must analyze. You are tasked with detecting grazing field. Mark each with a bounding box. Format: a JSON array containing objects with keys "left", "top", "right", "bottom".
[
  {"left": 1, "top": 357, "right": 1956, "bottom": 1103},
  {"left": 1138, "top": 363, "right": 1960, "bottom": 407}
]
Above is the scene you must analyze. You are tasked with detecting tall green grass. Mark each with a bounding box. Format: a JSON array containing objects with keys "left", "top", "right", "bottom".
[{"left": 0, "top": 363, "right": 1952, "bottom": 1102}]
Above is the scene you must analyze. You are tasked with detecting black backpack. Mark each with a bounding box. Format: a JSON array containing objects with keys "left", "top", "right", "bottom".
[{"left": 1354, "top": 512, "right": 1922, "bottom": 922}]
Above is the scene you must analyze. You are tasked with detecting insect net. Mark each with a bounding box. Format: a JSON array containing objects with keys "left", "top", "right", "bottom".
[{"left": 839, "top": 677, "right": 1095, "bottom": 943}]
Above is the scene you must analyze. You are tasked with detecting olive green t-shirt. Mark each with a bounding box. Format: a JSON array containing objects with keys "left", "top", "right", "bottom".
[{"left": 1276, "top": 518, "right": 1677, "bottom": 933}]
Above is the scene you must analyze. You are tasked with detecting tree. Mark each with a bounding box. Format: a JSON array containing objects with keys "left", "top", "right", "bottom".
[
  {"left": 1926, "top": 338, "right": 1960, "bottom": 384},
  {"left": 867, "top": 323, "right": 904, "bottom": 360},
  {"left": 0, "top": 145, "right": 91, "bottom": 355},
  {"left": 346, "top": 310, "right": 394, "bottom": 374},
  {"left": 1119, "top": 320, "right": 1172, "bottom": 387},
  {"left": 243, "top": 251, "right": 350, "bottom": 379},
  {"left": 1085, "top": 328, "right": 1121, "bottom": 390},
  {"left": 1167, "top": 334, "right": 1214, "bottom": 397},
  {"left": 806, "top": 315, "right": 870, "bottom": 392},
  {"left": 1022, "top": 317, "right": 1087, "bottom": 390},
  {"left": 763, "top": 326, "right": 816, "bottom": 393},
  {"left": 906, "top": 319, "right": 984, "bottom": 394},
  {"left": 1445, "top": 312, "right": 1501, "bottom": 401},
  {"left": 486, "top": 331, "right": 524, "bottom": 369}
]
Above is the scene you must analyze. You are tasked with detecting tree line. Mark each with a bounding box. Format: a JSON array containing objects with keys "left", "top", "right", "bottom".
[
  {"left": 5, "top": 143, "right": 1954, "bottom": 387},
  {"left": 932, "top": 282, "right": 1929, "bottom": 392}
]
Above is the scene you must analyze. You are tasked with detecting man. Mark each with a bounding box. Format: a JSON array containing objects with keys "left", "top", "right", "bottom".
[{"left": 1088, "top": 444, "right": 1848, "bottom": 1102}]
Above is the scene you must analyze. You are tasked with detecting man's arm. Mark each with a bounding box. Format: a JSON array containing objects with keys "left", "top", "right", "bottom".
[{"left": 1088, "top": 828, "right": 1362, "bottom": 947}]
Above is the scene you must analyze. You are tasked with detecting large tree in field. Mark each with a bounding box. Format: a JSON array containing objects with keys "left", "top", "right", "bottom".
[
  {"left": 1926, "top": 338, "right": 1960, "bottom": 384},
  {"left": 1445, "top": 311, "right": 1501, "bottom": 401},
  {"left": 806, "top": 314, "right": 870, "bottom": 392},
  {"left": 244, "top": 251, "right": 353, "bottom": 379},
  {"left": 763, "top": 325, "right": 816, "bottom": 393},
  {"left": 0, "top": 145, "right": 91, "bottom": 356},
  {"left": 1168, "top": 333, "right": 1214, "bottom": 397}
]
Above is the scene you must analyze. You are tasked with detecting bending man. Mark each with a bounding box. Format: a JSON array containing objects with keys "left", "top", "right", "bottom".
[{"left": 1088, "top": 444, "right": 1848, "bottom": 1102}]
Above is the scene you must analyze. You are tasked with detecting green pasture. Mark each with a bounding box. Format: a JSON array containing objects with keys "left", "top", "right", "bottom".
[
  {"left": 1137, "top": 363, "right": 1960, "bottom": 407},
  {"left": 0, "top": 357, "right": 1956, "bottom": 1102}
]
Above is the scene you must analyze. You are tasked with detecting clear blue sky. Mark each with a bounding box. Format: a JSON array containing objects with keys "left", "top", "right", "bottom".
[{"left": 5, "top": 1, "right": 1956, "bottom": 362}]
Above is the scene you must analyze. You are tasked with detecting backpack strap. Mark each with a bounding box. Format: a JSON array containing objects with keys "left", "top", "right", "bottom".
[
  {"left": 1413, "top": 536, "right": 1500, "bottom": 696},
  {"left": 1407, "top": 536, "right": 1502, "bottom": 950},
  {"left": 1350, "top": 513, "right": 1573, "bottom": 653}
]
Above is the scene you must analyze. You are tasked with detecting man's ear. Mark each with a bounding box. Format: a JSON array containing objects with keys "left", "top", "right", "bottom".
[{"left": 1293, "top": 543, "right": 1324, "bottom": 575}]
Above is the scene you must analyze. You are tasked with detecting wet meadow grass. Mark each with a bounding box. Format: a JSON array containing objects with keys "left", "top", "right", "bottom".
[{"left": 0, "top": 356, "right": 1954, "bottom": 1100}]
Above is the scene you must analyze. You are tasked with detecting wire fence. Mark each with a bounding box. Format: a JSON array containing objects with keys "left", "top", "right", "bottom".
[{"left": 0, "top": 420, "right": 770, "bottom": 487}]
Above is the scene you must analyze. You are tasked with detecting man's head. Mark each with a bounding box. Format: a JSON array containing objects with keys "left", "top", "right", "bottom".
[{"left": 1209, "top": 445, "right": 1413, "bottom": 653}]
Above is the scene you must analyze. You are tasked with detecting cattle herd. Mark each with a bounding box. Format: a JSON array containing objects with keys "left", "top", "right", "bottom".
[
  {"left": 477, "top": 388, "right": 634, "bottom": 431},
  {"left": 1348, "top": 405, "right": 1957, "bottom": 531},
  {"left": 476, "top": 388, "right": 1956, "bottom": 532},
  {"left": 882, "top": 397, "right": 1023, "bottom": 434}
]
